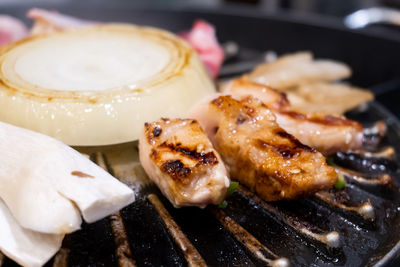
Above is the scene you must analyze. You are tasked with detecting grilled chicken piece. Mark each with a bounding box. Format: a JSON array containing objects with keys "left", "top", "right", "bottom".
[
  {"left": 139, "top": 118, "right": 230, "bottom": 208},
  {"left": 272, "top": 111, "right": 363, "bottom": 155},
  {"left": 223, "top": 78, "right": 364, "bottom": 155},
  {"left": 244, "top": 52, "right": 373, "bottom": 116},
  {"left": 191, "top": 95, "right": 337, "bottom": 201},
  {"left": 286, "top": 82, "right": 374, "bottom": 116},
  {"left": 247, "top": 51, "right": 351, "bottom": 90}
]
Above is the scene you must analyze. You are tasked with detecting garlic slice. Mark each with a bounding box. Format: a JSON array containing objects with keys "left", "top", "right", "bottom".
[
  {"left": 0, "top": 199, "right": 64, "bottom": 267},
  {"left": 0, "top": 24, "right": 215, "bottom": 145},
  {"left": 0, "top": 121, "right": 134, "bottom": 234}
]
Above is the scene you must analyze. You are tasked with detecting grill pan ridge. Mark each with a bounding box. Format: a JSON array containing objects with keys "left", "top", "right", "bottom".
[
  {"left": 2, "top": 99, "right": 399, "bottom": 267},
  {"left": 1, "top": 5, "right": 400, "bottom": 267}
]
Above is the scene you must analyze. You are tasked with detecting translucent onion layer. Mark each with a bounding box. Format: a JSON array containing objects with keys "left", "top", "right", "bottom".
[{"left": 0, "top": 24, "right": 216, "bottom": 145}]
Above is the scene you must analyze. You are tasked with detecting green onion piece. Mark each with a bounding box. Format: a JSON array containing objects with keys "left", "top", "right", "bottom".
[
  {"left": 217, "top": 182, "right": 239, "bottom": 209},
  {"left": 218, "top": 200, "right": 228, "bottom": 209},
  {"left": 334, "top": 173, "right": 347, "bottom": 190},
  {"left": 226, "top": 181, "right": 239, "bottom": 198}
]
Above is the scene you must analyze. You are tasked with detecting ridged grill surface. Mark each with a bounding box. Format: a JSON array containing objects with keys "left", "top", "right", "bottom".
[{"left": 1, "top": 101, "right": 399, "bottom": 267}]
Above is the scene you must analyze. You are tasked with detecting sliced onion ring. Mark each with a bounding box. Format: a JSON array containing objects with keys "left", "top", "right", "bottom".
[{"left": 0, "top": 24, "right": 215, "bottom": 146}]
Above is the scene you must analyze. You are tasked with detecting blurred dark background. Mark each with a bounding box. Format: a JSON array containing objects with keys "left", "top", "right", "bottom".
[
  {"left": 2, "top": 0, "right": 400, "bottom": 18},
  {"left": 5, "top": 0, "right": 400, "bottom": 39}
]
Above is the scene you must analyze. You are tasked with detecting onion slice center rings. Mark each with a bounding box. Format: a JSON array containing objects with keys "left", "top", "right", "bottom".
[{"left": 0, "top": 24, "right": 216, "bottom": 146}]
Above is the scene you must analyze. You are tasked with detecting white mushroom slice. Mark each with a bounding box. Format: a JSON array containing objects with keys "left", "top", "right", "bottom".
[
  {"left": 0, "top": 121, "right": 135, "bottom": 234},
  {"left": 0, "top": 199, "right": 64, "bottom": 267},
  {"left": 0, "top": 24, "right": 215, "bottom": 146}
]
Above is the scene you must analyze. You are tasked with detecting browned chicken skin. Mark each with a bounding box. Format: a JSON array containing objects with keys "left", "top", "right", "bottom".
[
  {"left": 223, "top": 78, "right": 364, "bottom": 155},
  {"left": 192, "top": 95, "right": 337, "bottom": 201},
  {"left": 139, "top": 118, "right": 230, "bottom": 208}
]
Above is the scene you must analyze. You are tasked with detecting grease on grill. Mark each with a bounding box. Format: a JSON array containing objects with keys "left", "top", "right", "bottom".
[
  {"left": 209, "top": 206, "right": 290, "bottom": 266},
  {"left": 148, "top": 194, "right": 207, "bottom": 266},
  {"left": 334, "top": 152, "right": 398, "bottom": 174},
  {"left": 109, "top": 212, "right": 136, "bottom": 267},
  {"left": 334, "top": 166, "right": 395, "bottom": 187}
]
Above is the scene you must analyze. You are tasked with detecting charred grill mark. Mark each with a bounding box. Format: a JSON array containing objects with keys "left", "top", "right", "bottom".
[
  {"left": 277, "top": 91, "right": 290, "bottom": 108},
  {"left": 282, "top": 110, "right": 307, "bottom": 120},
  {"left": 153, "top": 126, "right": 162, "bottom": 137},
  {"left": 176, "top": 147, "right": 218, "bottom": 165},
  {"left": 71, "top": 171, "right": 94, "bottom": 178},
  {"left": 176, "top": 146, "right": 201, "bottom": 159},
  {"left": 275, "top": 130, "right": 315, "bottom": 153},
  {"left": 158, "top": 142, "right": 219, "bottom": 165},
  {"left": 162, "top": 160, "right": 192, "bottom": 180},
  {"left": 241, "top": 99, "right": 258, "bottom": 117},
  {"left": 145, "top": 123, "right": 154, "bottom": 143},
  {"left": 213, "top": 127, "right": 219, "bottom": 134},
  {"left": 211, "top": 98, "right": 224, "bottom": 111},
  {"left": 256, "top": 139, "right": 299, "bottom": 158},
  {"left": 278, "top": 147, "right": 297, "bottom": 158},
  {"left": 275, "top": 130, "right": 294, "bottom": 139},
  {"left": 259, "top": 102, "right": 269, "bottom": 110},
  {"left": 255, "top": 131, "right": 315, "bottom": 159},
  {"left": 281, "top": 111, "right": 362, "bottom": 128},
  {"left": 243, "top": 105, "right": 255, "bottom": 115},
  {"left": 146, "top": 123, "right": 163, "bottom": 143},
  {"left": 321, "top": 115, "right": 363, "bottom": 128},
  {"left": 211, "top": 97, "right": 224, "bottom": 107}
]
